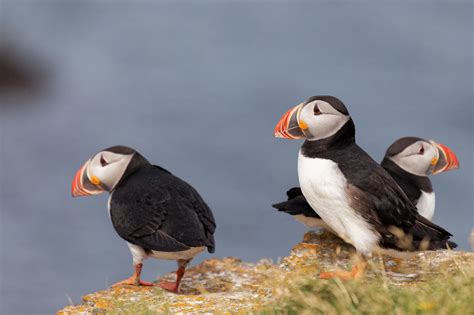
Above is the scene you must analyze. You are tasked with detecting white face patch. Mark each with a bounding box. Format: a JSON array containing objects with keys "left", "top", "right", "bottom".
[
  {"left": 298, "top": 100, "right": 350, "bottom": 141},
  {"left": 389, "top": 141, "right": 437, "bottom": 176},
  {"left": 87, "top": 151, "right": 134, "bottom": 191}
]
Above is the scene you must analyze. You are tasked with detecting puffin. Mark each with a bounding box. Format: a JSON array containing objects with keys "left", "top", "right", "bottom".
[
  {"left": 381, "top": 137, "right": 459, "bottom": 220},
  {"left": 71, "top": 146, "right": 216, "bottom": 293},
  {"left": 273, "top": 137, "right": 459, "bottom": 226},
  {"left": 274, "top": 95, "right": 457, "bottom": 279}
]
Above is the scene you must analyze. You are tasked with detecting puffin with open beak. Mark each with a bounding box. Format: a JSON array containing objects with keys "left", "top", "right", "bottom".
[
  {"left": 274, "top": 96, "right": 457, "bottom": 280},
  {"left": 273, "top": 137, "right": 459, "bottom": 226},
  {"left": 72, "top": 146, "right": 216, "bottom": 293}
]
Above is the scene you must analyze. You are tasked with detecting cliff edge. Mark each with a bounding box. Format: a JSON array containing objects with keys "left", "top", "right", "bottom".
[{"left": 58, "top": 231, "right": 473, "bottom": 314}]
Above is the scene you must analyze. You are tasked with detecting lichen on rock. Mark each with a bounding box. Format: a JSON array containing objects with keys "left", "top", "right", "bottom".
[{"left": 58, "top": 231, "right": 474, "bottom": 314}]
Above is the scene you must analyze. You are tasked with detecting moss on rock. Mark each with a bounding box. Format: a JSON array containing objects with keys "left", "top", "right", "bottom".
[{"left": 58, "top": 231, "right": 474, "bottom": 314}]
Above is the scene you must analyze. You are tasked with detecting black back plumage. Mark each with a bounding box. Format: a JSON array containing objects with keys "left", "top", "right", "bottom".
[{"left": 110, "top": 163, "right": 216, "bottom": 253}]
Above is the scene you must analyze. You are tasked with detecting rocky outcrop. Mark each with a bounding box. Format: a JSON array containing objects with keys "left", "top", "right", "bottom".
[{"left": 57, "top": 231, "right": 473, "bottom": 314}]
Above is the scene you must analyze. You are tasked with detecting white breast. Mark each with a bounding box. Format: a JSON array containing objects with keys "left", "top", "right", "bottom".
[
  {"left": 416, "top": 191, "right": 436, "bottom": 221},
  {"left": 297, "top": 151, "right": 379, "bottom": 256}
]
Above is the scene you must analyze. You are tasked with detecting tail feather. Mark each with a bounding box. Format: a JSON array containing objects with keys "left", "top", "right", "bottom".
[
  {"left": 272, "top": 196, "right": 320, "bottom": 218},
  {"left": 410, "top": 214, "right": 453, "bottom": 240},
  {"left": 272, "top": 200, "right": 301, "bottom": 215},
  {"left": 410, "top": 215, "right": 457, "bottom": 250},
  {"left": 381, "top": 213, "right": 457, "bottom": 251},
  {"left": 286, "top": 187, "right": 304, "bottom": 199},
  {"left": 272, "top": 187, "right": 320, "bottom": 218}
]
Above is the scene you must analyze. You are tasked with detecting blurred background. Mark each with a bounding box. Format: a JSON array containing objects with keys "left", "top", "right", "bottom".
[{"left": 0, "top": 1, "right": 472, "bottom": 314}]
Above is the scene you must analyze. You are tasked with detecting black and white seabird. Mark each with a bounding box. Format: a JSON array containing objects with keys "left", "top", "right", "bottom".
[
  {"left": 72, "top": 146, "right": 216, "bottom": 293},
  {"left": 274, "top": 96, "right": 457, "bottom": 279},
  {"left": 273, "top": 137, "right": 459, "bottom": 225},
  {"left": 381, "top": 137, "right": 459, "bottom": 220}
]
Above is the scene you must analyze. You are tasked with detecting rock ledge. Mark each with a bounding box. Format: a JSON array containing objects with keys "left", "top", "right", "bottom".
[{"left": 58, "top": 231, "right": 473, "bottom": 314}]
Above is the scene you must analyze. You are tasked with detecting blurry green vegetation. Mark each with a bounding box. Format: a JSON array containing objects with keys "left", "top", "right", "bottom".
[
  {"left": 102, "top": 264, "right": 473, "bottom": 315},
  {"left": 259, "top": 265, "right": 473, "bottom": 315}
]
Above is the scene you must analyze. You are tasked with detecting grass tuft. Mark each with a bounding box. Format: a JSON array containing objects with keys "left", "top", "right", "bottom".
[{"left": 258, "top": 265, "right": 473, "bottom": 315}]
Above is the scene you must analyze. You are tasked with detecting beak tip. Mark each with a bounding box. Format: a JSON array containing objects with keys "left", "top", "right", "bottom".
[{"left": 71, "top": 189, "right": 80, "bottom": 198}]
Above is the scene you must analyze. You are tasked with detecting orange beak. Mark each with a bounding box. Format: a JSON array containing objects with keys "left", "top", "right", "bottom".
[
  {"left": 273, "top": 103, "right": 305, "bottom": 139},
  {"left": 432, "top": 142, "right": 460, "bottom": 174},
  {"left": 71, "top": 160, "right": 105, "bottom": 197}
]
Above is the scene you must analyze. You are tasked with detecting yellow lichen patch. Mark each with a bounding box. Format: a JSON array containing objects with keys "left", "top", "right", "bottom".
[
  {"left": 93, "top": 299, "right": 112, "bottom": 309},
  {"left": 57, "top": 231, "right": 474, "bottom": 314},
  {"left": 292, "top": 242, "right": 320, "bottom": 255},
  {"left": 56, "top": 304, "right": 91, "bottom": 315},
  {"left": 418, "top": 301, "right": 436, "bottom": 311}
]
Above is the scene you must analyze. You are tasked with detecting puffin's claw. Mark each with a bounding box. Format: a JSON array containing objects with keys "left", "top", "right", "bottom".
[
  {"left": 111, "top": 264, "right": 154, "bottom": 287},
  {"left": 112, "top": 276, "right": 154, "bottom": 287},
  {"left": 320, "top": 261, "right": 367, "bottom": 280},
  {"left": 158, "top": 281, "right": 180, "bottom": 293}
]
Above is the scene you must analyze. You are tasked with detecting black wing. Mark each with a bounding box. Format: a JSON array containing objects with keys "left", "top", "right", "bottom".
[
  {"left": 321, "top": 144, "right": 417, "bottom": 231},
  {"left": 381, "top": 158, "right": 433, "bottom": 206},
  {"left": 110, "top": 165, "right": 216, "bottom": 253},
  {"left": 272, "top": 187, "right": 320, "bottom": 218},
  {"left": 331, "top": 144, "right": 454, "bottom": 249}
]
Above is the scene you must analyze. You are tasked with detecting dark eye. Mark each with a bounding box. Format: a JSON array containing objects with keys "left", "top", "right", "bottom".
[
  {"left": 100, "top": 155, "right": 108, "bottom": 167},
  {"left": 419, "top": 146, "right": 424, "bottom": 154},
  {"left": 314, "top": 105, "right": 322, "bottom": 116}
]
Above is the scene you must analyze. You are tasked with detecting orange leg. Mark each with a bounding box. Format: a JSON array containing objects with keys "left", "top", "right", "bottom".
[
  {"left": 158, "top": 266, "right": 185, "bottom": 293},
  {"left": 320, "top": 260, "right": 367, "bottom": 280},
  {"left": 112, "top": 263, "right": 154, "bottom": 287}
]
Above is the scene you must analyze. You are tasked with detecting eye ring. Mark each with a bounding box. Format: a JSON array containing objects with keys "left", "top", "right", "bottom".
[
  {"left": 100, "top": 155, "right": 108, "bottom": 167},
  {"left": 313, "top": 105, "right": 322, "bottom": 116}
]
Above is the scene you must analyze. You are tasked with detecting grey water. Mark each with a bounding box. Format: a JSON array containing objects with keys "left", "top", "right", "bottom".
[{"left": 0, "top": 2, "right": 472, "bottom": 314}]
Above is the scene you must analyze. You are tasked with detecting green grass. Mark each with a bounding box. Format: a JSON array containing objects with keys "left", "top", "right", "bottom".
[
  {"left": 98, "top": 272, "right": 474, "bottom": 315},
  {"left": 73, "top": 253, "right": 473, "bottom": 315},
  {"left": 259, "top": 268, "right": 474, "bottom": 315}
]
